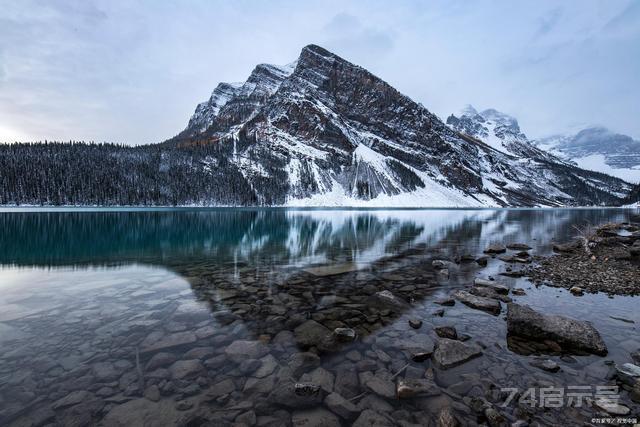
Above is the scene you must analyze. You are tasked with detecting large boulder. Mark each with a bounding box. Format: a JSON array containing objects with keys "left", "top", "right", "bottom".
[
  {"left": 506, "top": 303, "right": 607, "bottom": 356},
  {"left": 453, "top": 290, "right": 501, "bottom": 315}
]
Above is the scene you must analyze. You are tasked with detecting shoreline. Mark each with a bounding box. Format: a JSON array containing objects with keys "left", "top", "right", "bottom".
[{"left": 524, "top": 214, "right": 640, "bottom": 296}]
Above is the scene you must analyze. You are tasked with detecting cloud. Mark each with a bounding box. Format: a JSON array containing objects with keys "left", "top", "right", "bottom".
[
  {"left": 321, "top": 13, "right": 395, "bottom": 59},
  {"left": 532, "top": 7, "right": 563, "bottom": 40},
  {"left": 0, "top": 0, "right": 638, "bottom": 143}
]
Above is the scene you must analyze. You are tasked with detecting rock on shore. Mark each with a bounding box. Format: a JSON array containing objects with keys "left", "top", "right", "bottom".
[{"left": 506, "top": 303, "right": 607, "bottom": 356}]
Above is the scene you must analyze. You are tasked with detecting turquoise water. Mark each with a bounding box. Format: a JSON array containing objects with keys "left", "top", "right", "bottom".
[{"left": 0, "top": 208, "right": 638, "bottom": 425}]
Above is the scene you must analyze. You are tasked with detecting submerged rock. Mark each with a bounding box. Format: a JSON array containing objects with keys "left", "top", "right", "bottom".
[
  {"left": 396, "top": 378, "right": 440, "bottom": 398},
  {"left": 369, "top": 290, "right": 409, "bottom": 311},
  {"left": 325, "top": 392, "right": 359, "bottom": 420},
  {"left": 506, "top": 243, "right": 531, "bottom": 250},
  {"left": 352, "top": 409, "right": 395, "bottom": 427},
  {"left": 291, "top": 407, "right": 341, "bottom": 427},
  {"left": 434, "top": 326, "right": 458, "bottom": 340},
  {"left": 294, "top": 320, "right": 331, "bottom": 349},
  {"left": 436, "top": 407, "right": 460, "bottom": 427},
  {"left": 225, "top": 340, "right": 269, "bottom": 362},
  {"left": 615, "top": 363, "right": 640, "bottom": 386},
  {"left": 409, "top": 319, "right": 423, "bottom": 329},
  {"left": 268, "top": 382, "right": 324, "bottom": 408},
  {"left": 529, "top": 358, "right": 560, "bottom": 373},
  {"left": 506, "top": 303, "right": 607, "bottom": 356},
  {"left": 484, "top": 244, "right": 507, "bottom": 254},
  {"left": 432, "top": 339, "right": 482, "bottom": 369},
  {"left": 593, "top": 399, "right": 630, "bottom": 416},
  {"left": 453, "top": 290, "right": 501, "bottom": 315},
  {"left": 473, "top": 278, "right": 509, "bottom": 295}
]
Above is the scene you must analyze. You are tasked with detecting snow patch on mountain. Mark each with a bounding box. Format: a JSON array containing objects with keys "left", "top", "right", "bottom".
[{"left": 534, "top": 127, "right": 640, "bottom": 184}]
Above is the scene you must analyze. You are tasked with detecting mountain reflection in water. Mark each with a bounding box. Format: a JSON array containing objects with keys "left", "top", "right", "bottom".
[{"left": 0, "top": 208, "right": 637, "bottom": 427}]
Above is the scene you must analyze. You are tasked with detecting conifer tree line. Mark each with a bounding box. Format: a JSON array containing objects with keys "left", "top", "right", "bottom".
[{"left": 0, "top": 140, "right": 285, "bottom": 206}]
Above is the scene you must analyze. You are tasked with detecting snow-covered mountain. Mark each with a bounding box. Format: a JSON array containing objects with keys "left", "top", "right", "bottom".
[
  {"left": 445, "top": 106, "right": 568, "bottom": 165},
  {"left": 535, "top": 127, "right": 640, "bottom": 184},
  {"left": 167, "top": 44, "right": 632, "bottom": 207}
]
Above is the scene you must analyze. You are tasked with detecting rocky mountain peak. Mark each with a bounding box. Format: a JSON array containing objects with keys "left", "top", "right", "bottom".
[{"left": 168, "top": 45, "right": 632, "bottom": 207}]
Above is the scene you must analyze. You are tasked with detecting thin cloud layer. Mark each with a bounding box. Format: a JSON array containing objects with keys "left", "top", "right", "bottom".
[{"left": 0, "top": 0, "right": 638, "bottom": 144}]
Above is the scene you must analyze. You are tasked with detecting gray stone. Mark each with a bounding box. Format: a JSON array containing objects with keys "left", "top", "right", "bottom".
[
  {"left": 484, "top": 408, "right": 504, "bottom": 426},
  {"left": 332, "top": 327, "right": 356, "bottom": 342},
  {"left": 183, "top": 346, "right": 215, "bottom": 359},
  {"left": 409, "top": 319, "right": 423, "bottom": 329},
  {"left": 204, "top": 354, "right": 226, "bottom": 370},
  {"left": 593, "top": 399, "right": 630, "bottom": 416},
  {"left": 569, "top": 286, "right": 584, "bottom": 296},
  {"left": 325, "top": 392, "right": 359, "bottom": 420},
  {"left": 289, "top": 352, "right": 321, "bottom": 377},
  {"left": 615, "top": 363, "right": 640, "bottom": 386},
  {"left": 432, "top": 339, "right": 483, "bottom": 369},
  {"left": 353, "top": 409, "right": 395, "bottom": 427},
  {"left": 236, "top": 410, "right": 257, "bottom": 426},
  {"left": 239, "top": 359, "right": 262, "bottom": 375},
  {"left": 208, "top": 378, "right": 236, "bottom": 397},
  {"left": 294, "top": 320, "right": 331, "bottom": 348},
  {"left": 361, "top": 373, "right": 395, "bottom": 399},
  {"left": 473, "top": 278, "right": 509, "bottom": 294},
  {"left": 484, "top": 243, "right": 506, "bottom": 254},
  {"left": 291, "top": 407, "right": 340, "bottom": 427},
  {"left": 506, "top": 243, "right": 531, "bottom": 250},
  {"left": 453, "top": 290, "right": 501, "bottom": 315},
  {"left": 434, "top": 326, "right": 458, "bottom": 340},
  {"left": 140, "top": 331, "right": 197, "bottom": 354},
  {"left": 253, "top": 354, "right": 278, "bottom": 378},
  {"left": 92, "top": 361, "right": 120, "bottom": 382},
  {"left": 144, "top": 385, "right": 161, "bottom": 402},
  {"left": 300, "top": 367, "right": 334, "bottom": 394},
  {"left": 168, "top": 359, "right": 204, "bottom": 380},
  {"left": 369, "top": 290, "right": 409, "bottom": 311},
  {"left": 507, "top": 303, "right": 607, "bottom": 356},
  {"left": 145, "top": 352, "right": 177, "bottom": 371},
  {"left": 436, "top": 406, "right": 459, "bottom": 427},
  {"left": 396, "top": 378, "right": 440, "bottom": 398},
  {"left": 268, "top": 382, "right": 324, "bottom": 408},
  {"left": 529, "top": 358, "right": 560, "bottom": 373},
  {"left": 225, "top": 340, "right": 269, "bottom": 363},
  {"left": 52, "top": 390, "right": 93, "bottom": 409}
]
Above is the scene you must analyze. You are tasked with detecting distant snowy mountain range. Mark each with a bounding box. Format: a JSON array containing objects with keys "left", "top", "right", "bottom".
[
  {"left": 535, "top": 128, "right": 640, "bottom": 184},
  {"left": 0, "top": 45, "right": 636, "bottom": 207},
  {"left": 447, "top": 106, "right": 640, "bottom": 184}
]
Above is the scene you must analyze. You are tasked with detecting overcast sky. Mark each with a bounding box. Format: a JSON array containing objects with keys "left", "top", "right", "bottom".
[{"left": 1, "top": 0, "right": 638, "bottom": 144}]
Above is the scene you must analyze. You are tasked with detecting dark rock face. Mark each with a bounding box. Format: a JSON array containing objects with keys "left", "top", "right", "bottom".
[{"left": 506, "top": 303, "right": 607, "bottom": 356}]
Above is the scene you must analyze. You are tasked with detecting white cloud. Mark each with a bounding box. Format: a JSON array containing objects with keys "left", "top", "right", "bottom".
[{"left": 0, "top": 0, "right": 638, "bottom": 143}]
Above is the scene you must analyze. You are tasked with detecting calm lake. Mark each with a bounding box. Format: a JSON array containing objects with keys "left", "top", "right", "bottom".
[{"left": 0, "top": 208, "right": 638, "bottom": 426}]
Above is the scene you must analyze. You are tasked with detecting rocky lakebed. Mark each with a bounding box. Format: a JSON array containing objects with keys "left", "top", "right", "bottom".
[{"left": 0, "top": 209, "right": 639, "bottom": 426}]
